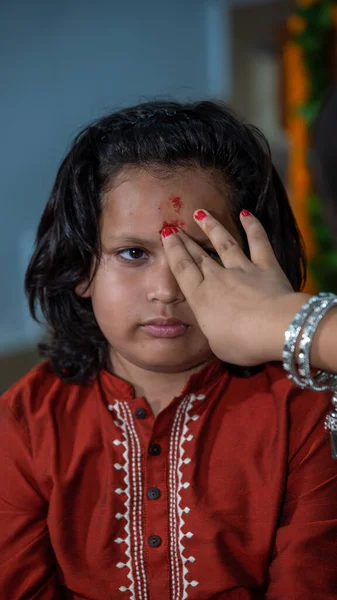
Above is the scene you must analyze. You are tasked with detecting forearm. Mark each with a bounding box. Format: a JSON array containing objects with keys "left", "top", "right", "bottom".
[{"left": 267, "top": 293, "right": 337, "bottom": 373}]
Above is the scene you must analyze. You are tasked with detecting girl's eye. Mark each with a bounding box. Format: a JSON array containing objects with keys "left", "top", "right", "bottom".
[
  {"left": 115, "top": 247, "right": 219, "bottom": 262},
  {"left": 117, "top": 248, "right": 148, "bottom": 261}
]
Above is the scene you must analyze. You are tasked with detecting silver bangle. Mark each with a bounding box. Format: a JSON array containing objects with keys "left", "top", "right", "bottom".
[
  {"left": 297, "top": 297, "right": 337, "bottom": 390},
  {"left": 283, "top": 293, "right": 337, "bottom": 390},
  {"left": 283, "top": 292, "right": 337, "bottom": 460}
]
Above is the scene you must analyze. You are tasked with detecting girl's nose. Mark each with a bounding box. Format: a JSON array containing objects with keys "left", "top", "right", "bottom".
[{"left": 146, "top": 261, "right": 185, "bottom": 304}]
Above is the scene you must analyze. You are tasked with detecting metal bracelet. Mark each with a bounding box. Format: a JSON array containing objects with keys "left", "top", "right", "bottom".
[
  {"left": 283, "top": 293, "right": 337, "bottom": 390},
  {"left": 282, "top": 293, "right": 330, "bottom": 386},
  {"left": 283, "top": 293, "right": 337, "bottom": 460},
  {"left": 297, "top": 296, "right": 337, "bottom": 390}
]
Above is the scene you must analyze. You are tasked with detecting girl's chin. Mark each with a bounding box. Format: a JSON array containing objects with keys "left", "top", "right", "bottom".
[
  {"left": 131, "top": 349, "right": 213, "bottom": 372},
  {"left": 108, "top": 339, "right": 213, "bottom": 372}
]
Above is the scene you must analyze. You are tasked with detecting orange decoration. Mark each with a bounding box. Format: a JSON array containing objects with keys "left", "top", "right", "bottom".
[
  {"left": 283, "top": 37, "right": 317, "bottom": 293},
  {"left": 287, "top": 15, "right": 307, "bottom": 35}
]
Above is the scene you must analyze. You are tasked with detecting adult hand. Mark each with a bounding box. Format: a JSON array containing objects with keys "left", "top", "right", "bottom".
[{"left": 161, "top": 210, "right": 309, "bottom": 366}]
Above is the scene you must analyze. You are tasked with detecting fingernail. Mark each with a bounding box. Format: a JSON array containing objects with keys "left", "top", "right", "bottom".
[
  {"left": 240, "top": 209, "right": 251, "bottom": 217},
  {"left": 161, "top": 226, "right": 175, "bottom": 238},
  {"left": 194, "top": 210, "right": 207, "bottom": 221}
]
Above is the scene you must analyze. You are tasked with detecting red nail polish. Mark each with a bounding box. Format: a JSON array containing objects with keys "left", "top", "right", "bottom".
[
  {"left": 240, "top": 209, "right": 251, "bottom": 217},
  {"left": 194, "top": 210, "right": 207, "bottom": 221},
  {"left": 161, "top": 226, "right": 175, "bottom": 238}
]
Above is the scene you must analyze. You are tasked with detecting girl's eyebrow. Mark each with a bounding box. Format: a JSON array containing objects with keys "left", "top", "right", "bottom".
[
  {"left": 109, "top": 235, "right": 153, "bottom": 246},
  {"left": 109, "top": 233, "right": 212, "bottom": 247}
]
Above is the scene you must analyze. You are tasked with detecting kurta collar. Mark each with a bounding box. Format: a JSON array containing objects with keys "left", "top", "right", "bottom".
[{"left": 99, "top": 356, "right": 228, "bottom": 401}]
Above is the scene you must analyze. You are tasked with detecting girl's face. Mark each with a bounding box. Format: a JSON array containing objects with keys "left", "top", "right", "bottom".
[{"left": 81, "top": 167, "right": 239, "bottom": 374}]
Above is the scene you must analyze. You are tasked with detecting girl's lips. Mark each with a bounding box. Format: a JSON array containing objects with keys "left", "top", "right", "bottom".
[{"left": 142, "top": 323, "right": 188, "bottom": 338}]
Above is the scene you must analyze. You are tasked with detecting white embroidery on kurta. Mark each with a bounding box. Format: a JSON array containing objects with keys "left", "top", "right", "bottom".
[
  {"left": 112, "top": 401, "right": 148, "bottom": 600},
  {"left": 169, "top": 393, "right": 205, "bottom": 599}
]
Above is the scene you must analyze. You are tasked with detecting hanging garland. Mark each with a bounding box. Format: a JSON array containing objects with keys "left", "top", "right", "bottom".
[{"left": 284, "top": 0, "right": 337, "bottom": 293}]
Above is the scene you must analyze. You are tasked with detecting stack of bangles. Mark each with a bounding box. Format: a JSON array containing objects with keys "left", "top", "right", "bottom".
[{"left": 282, "top": 292, "right": 337, "bottom": 459}]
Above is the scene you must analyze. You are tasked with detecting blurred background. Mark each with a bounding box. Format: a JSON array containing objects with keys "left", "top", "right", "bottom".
[{"left": 1, "top": 0, "right": 337, "bottom": 390}]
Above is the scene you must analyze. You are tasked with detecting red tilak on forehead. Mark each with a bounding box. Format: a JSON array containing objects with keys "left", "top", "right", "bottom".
[
  {"left": 170, "top": 195, "right": 184, "bottom": 214},
  {"left": 159, "top": 219, "right": 185, "bottom": 236}
]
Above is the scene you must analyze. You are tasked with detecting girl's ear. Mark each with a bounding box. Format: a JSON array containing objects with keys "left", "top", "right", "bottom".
[
  {"left": 75, "top": 261, "right": 96, "bottom": 297},
  {"left": 75, "top": 280, "right": 92, "bottom": 298}
]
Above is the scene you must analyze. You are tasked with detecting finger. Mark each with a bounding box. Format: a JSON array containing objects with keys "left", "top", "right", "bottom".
[
  {"left": 239, "top": 210, "right": 281, "bottom": 268},
  {"left": 174, "top": 229, "right": 220, "bottom": 274},
  {"left": 161, "top": 227, "right": 204, "bottom": 294},
  {"left": 193, "top": 209, "right": 253, "bottom": 270}
]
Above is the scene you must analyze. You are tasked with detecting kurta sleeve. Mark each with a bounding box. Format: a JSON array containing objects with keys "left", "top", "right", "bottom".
[
  {"left": 266, "top": 388, "right": 337, "bottom": 599},
  {"left": 0, "top": 398, "right": 62, "bottom": 599}
]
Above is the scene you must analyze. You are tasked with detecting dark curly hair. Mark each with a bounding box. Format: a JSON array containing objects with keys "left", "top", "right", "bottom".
[{"left": 25, "top": 100, "right": 306, "bottom": 383}]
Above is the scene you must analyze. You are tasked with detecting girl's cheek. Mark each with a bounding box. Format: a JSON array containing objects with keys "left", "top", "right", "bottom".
[
  {"left": 96, "top": 257, "right": 151, "bottom": 289},
  {"left": 102, "top": 269, "right": 144, "bottom": 291}
]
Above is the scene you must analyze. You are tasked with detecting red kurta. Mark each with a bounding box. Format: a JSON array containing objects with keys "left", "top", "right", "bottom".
[{"left": 1, "top": 358, "right": 337, "bottom": 599}]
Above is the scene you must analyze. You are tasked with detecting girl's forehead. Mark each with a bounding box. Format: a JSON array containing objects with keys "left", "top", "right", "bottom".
[
  {"left": 101, "top": 170, "right": 239, "bottom": 244},
  {"left": 103, "top": 168, "right": 229, "bottom": 223}
]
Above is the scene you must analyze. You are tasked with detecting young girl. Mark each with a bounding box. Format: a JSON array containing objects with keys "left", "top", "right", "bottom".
[{"left": 1, "top": 101, "right": 337, "bottom": 600}]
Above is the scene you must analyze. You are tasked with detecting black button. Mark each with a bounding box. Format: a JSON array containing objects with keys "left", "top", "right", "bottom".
[
  {"left": 135, "top": 407, "right": 147, "bottom": 419},
  {"left": 148, "top": 535, "right": 162, "bottom": 548},
  {"left": 147, "top": 487, "right": 161, "bottom": 500},
  {"left": 149, "top": 443, "right": 161, "bottom": 456}
]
